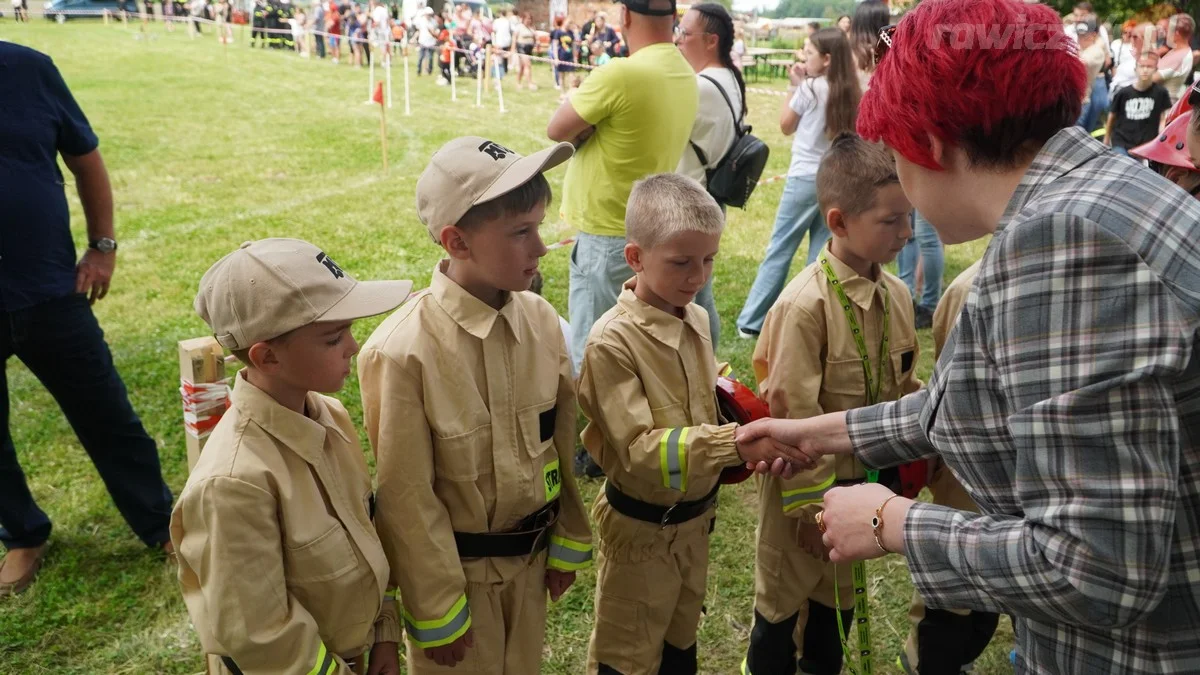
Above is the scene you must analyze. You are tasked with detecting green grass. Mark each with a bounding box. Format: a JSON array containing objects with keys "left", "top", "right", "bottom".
[{"left": 0, "top": 20, "right": 1010, "bottom": 674}]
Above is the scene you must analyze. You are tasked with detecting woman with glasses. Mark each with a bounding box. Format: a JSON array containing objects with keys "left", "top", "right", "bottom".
[{"left": 739, "top": 1, "right": 1200, "bottom": 672}]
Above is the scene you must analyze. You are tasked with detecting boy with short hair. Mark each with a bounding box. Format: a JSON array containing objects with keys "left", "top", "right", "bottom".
[
  {"left": 744, "top": 134, "right": 922, "bottom": 675},
  {"left": 172, "top": 238, "right": 412, "bottom": 675},
  {"left": 1105, "top": 52, "right": 1173, "bottom": 156},
  {"left": 359, "top": 137, "right": 593, "bottom": 674},
  {"left": 577, "top": 173, "right": 810, "bottom": 675}
]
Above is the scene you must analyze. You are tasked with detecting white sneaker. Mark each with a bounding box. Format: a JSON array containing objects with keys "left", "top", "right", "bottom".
[
  {"left": 737, "top": 328, "right": 758, "bottom": 340},
  {"left": 436, "top": 78, "right": 447, "bottom": 86}
]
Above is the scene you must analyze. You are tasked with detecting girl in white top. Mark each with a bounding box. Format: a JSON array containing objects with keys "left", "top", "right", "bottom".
[{"left": 736, "top": 27, "right": 861, "bottom": 337}]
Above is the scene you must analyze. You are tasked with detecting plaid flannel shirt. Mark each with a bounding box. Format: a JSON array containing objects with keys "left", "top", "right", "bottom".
[{"left": 847, "top": 126, "right": 1200, "bottom": 674}]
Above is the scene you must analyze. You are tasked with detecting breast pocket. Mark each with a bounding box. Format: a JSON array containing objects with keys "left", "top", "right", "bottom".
[
  {"left": 519, "top": 401, "right": 561, "bottom": 502},
  {"left": 432, "top": 423, "right": 493, "bottom": 481},
  {"left": 887, "top": 345, "right": 918, "bottom": 399},
  {"left": 822, "top": 358, "right": 867, "bottom": 396},
  {"left": 284, "top": 524, "right": 358, "bottom": 583}
]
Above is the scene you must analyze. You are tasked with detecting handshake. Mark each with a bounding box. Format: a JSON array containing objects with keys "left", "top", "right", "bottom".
[
  {"left": 734, "top": 418, "right": 819, "bottom": 478},
  {"left": 731, "top": 414, "right": 853, "bottom": 478}
]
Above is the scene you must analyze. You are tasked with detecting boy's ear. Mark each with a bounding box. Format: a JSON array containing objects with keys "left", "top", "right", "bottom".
[
  {"left": 247, "top": 340, "right": 280, "bottom": 372},
  {"left": 440, "top": 225, "right": 472, "bottom": 260},
  {"left": 624, "top": 242, "right": 644, "bottom": 272},
  {"left": 825, "top": 208, "right": 848, "bottom": 239}
]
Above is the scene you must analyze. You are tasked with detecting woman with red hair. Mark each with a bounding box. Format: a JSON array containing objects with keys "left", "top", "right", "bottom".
[{"left": 739, "top": 0, "right": 1200, "bottom": 672}]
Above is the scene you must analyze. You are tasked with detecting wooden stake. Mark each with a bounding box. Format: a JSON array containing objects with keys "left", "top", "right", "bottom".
[
  {"left": 404, "top": 51, "right": 411, "bottom": 116},
  {"left": 380, "top": 101, "right": 389, "bottom": 173}
]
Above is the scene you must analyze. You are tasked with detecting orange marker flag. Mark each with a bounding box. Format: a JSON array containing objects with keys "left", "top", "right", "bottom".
[{"left": 374, "top": 82, "right": 388, "bottom": 172}]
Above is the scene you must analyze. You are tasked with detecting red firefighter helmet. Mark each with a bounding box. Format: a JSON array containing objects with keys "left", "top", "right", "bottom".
[
  {"left": 715, "top": 374, "right": 770, "bottom": 484},
  {"left": 1130, "top": 114, "right": 1196, "bottom": 169},
  {"left": 1130, "top": 80, "right": 1197, "bottom": 170}
]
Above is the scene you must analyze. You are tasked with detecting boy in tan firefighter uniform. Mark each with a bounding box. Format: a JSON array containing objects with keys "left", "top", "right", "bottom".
[
  {"left": 358, "top": 137, "right": 593, "bottom": 674},
  {"left": 172, "top": 238, "right": 412, "bottom": 675},
  {"left": 898, "top": 259, "right": 998, "bottom": 675},
  {"left": 577, "top": 174, "right": 812, "bottom": 675},
  {"left": 745, "top": 135, "right": 922, "bottom": 675}
]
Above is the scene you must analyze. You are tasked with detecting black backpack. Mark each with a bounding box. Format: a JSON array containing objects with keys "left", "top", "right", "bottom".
[{"left": 689, "top": 74, "right": 770, "bottom": 209}]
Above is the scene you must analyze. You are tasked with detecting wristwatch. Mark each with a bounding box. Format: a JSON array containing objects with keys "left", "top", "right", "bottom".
[{"left": 89, "top": 237, "right": 118, "bottom": 253}]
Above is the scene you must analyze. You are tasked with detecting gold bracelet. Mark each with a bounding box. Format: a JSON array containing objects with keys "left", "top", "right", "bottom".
[{"left": 872, "top": 494, "right": 901, "bottom": 554}]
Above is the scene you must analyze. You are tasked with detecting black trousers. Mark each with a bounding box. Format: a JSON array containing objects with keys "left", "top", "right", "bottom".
[{"left": 0, "top": 294, "right": 172, "bottom": 550}]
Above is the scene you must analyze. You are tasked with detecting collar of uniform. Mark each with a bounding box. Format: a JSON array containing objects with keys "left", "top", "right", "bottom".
[
  {"left": 822, "top": 244, "right": 884, "bottom": 311},
  {"left": 430, "top": 260, "right": 527, "bottom": 343},
  {"left": 229, "top": 370, "right": 350, "bottom": 465},
  {"left": 998, "top": 126, "right": 1103, "bottom": 234},
  {"left": 616, "top": 279, "right": 708, "bottom": 350}
]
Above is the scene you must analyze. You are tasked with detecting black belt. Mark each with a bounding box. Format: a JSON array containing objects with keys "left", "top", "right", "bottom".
[
  {"left": 453, "top": 500, "right": 560, "bottom": 558},
  {"left": 604, "top": 480, "right": 720, "bottom": 527}
]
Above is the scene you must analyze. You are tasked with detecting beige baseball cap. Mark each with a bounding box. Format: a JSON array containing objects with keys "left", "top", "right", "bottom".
[
  {"left": 195, "top": 238, "right": 413, "bottom": 350},
  {"left": 416, "top": 137, "right": 574, "bottom": 239}
]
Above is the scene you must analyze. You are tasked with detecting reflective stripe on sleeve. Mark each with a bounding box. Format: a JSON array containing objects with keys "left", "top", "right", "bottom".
[
  {"left": 660, "top": 427, "right": 691, "bottom": 492},
  {"left": 402, "top": 595, "right": 472, "bottom": 649},
  {"left": 781, "top": 473, "right": 836, "bottom": 513},
  {"left": 547, "top": 536, "right": 593, "bottom": 571}
]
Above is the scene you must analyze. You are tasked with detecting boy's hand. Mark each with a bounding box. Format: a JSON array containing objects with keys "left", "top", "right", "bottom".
[
  {"left": 424, "top": 629, "right": 474, "bottom": 668},
  {"left": 545, "top": 569, "right": 576, "bottom": 602},
  {"left": 736, "top": 434, "right": 816, "bottom": 471},
  {"left": 797, "top": 521, "right": 829, "bottom": 562},
  {"left": 366, "top": 642, "right": 401, "bottom": 675}
]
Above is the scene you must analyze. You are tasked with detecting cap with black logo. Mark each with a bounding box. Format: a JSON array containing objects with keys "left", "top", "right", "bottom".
[
  {"left": 195, "top": 238, "right": 412, "bottom": 350},
  {"left": 415, "top": 136, "right": 574, "bottom": 239}
]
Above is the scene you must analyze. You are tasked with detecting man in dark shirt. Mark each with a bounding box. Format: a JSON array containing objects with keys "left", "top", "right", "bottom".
[
  {"left": 0, "top": 43, "right": 173, "bottom": 598},
  {"left": 1105, "top": 52, "right": 1173, "bottom": 155}
]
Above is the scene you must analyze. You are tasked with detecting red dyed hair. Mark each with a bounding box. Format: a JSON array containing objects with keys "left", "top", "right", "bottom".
[{"left": 858, "top": 0, "right": 1088, "bottom": 170}]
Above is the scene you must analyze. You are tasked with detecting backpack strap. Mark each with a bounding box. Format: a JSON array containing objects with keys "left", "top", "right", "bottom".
[{"left": 699, "top": 73, "right": 744, "bottom": 134}]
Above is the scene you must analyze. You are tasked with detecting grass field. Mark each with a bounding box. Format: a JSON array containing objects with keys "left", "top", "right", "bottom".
[{"left": 0, "top": 19, "right": 1010, "bottom": 674}]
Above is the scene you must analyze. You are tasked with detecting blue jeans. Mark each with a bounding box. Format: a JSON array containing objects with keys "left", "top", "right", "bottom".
[
  {"left": 897, "top": 212, "right": 944, "bottom": 311},
  {"left": 736, "top": 175, "right": 828, "bottom": 334},
  {"left": 417, "top": 46, "right": 436, "bottom": 74},
  {"left": 1076, "top": 76, "right": 1109, "bottom": 131},
  {"left": 0, "top": 294, "right": 173, "bottom": 550},
  {"left": 568, "top": 233, "right": 719, "bottom": 371},
  {"left": 1112, "top": 146, "right": 1130, "bottom": 157}
]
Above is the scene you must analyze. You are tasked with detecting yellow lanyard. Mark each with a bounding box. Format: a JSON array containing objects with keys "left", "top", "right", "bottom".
[
  {"left": 818, "top": 254, "right": 890, "bottom": 406},
  {"left": 820, "top": 254, "right": 889, "bottom": 675}
]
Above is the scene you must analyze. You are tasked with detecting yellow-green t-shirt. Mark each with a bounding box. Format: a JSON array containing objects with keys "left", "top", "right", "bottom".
[{"left": 561, "top": 43, "right": 699, "bottom": 238}]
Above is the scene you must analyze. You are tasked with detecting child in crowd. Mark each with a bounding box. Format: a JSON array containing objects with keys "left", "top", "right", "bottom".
[
  {"left": 745, "top": 134, "right": 921, "bottom": 675},
  {"left": 1105, "top": 52, "right": 1173, "bottom": 156},
  {"left": 173, "top": 239, "right": 412, "bottom": 675},
  {"left": 359, "top": 137, "right": 593, "bottom": 674},
  {"left": 578, "top": 173, "right": 809, "bottom": 675}
]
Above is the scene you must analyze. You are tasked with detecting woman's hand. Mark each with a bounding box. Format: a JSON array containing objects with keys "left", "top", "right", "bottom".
[
  {"left": 787, "top": 62, "right": 806, "bottom": 87},
  {"left": 820, "top": 484, "right": 914, "bottom": 563},
  {"left": 736, "top": 412, "right": 854, "bottom": 476}
]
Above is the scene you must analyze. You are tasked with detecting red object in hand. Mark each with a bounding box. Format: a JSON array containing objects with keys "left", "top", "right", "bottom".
[
  {"left": 716, "top": 374, "right": 770, "bottom": 484},
  {"left": 372, "top": 81, "right": 384, "bottom": 105}
]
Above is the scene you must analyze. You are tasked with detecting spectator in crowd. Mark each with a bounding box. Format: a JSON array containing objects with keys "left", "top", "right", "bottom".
[
  {"left": 491, "top": 7, "right": 513, "bottom": 80},
  {"left": 744, "top": 0, "right": 1200, "bottom": 671},
  {"left": 850, "top": 0, "right": 889, "bottom": 90},
  {"left": 736, "top": 28, "right": 859, "bottom": 338},
  {"left": 0, "top": 42, "right": 175, "bottom": 598},
  {"left": 10, "top": 0, "right": 26, "bottom": 21},
  {"left": 415, "top": 6, "right": 438, "bottom": 75},
  {"left": 836, "top": 14, "right": 850, "bottom": 36},
  {"left": 1156, "top": 14, "right": 1195, "bottom": 104},
  {"left": 311, "top": 0, "right": 325, "bottom": 58},
  {"left": 515, "top": 12, "right": 537, "bottom": 90},
  {"left": 1075, "top": 16, "right": 1108, "bottom": 130},
  {"left": 325, "top": 0, "right": 341, "bottom": 63},
  {"left": 547, "top": 0, "right": 698, "bottom": 476},
  {"left": 1105, "top": 52, "right": 1172, "bottom": 156},
  {"left": 675, "top": 1, "right": 746, "bottom": 346},
  {"left": 1110, "top": 21, "right": 1152, "bottom": 96},
  {"left": 585, "top": 11, "right": 617, "bottom": 57}
]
